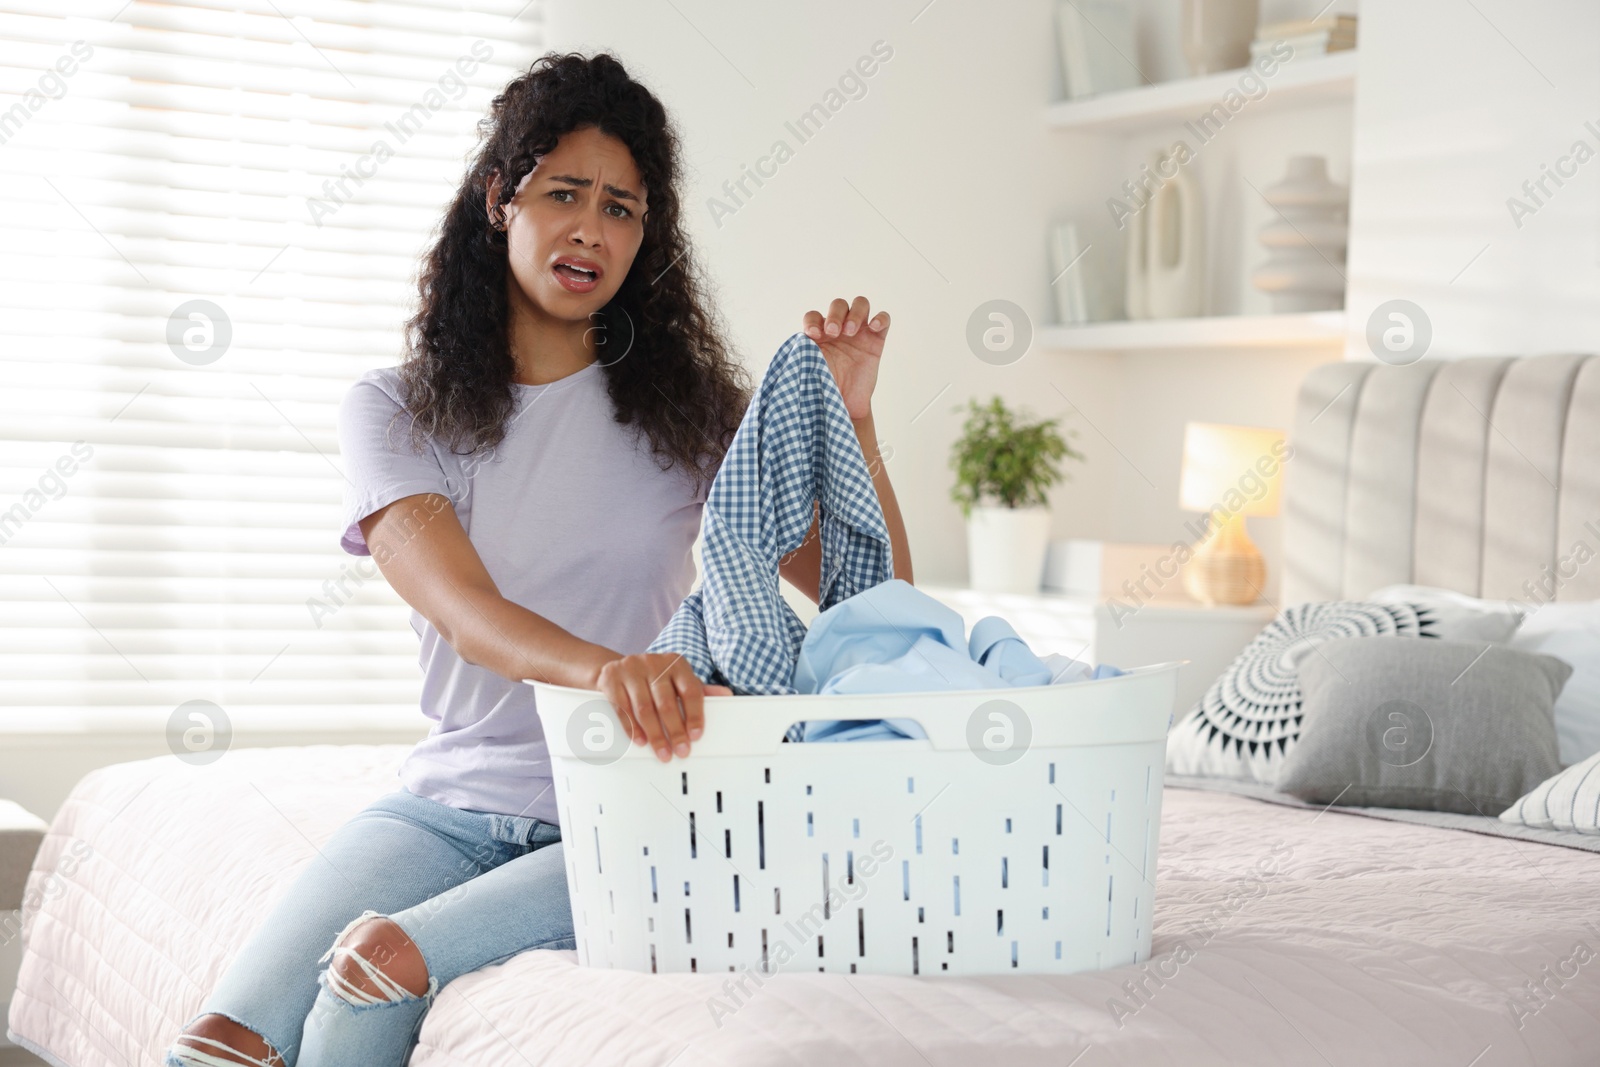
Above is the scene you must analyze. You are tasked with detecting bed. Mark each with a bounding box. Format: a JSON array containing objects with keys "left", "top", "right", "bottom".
[{"left": 10, "top": 353, "right": 1600, "bottom": 1066}]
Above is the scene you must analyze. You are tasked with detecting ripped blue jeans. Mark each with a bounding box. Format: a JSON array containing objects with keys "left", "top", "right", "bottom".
[{"left": 164, "top": 787, "right": 573, "bottom": 1067}]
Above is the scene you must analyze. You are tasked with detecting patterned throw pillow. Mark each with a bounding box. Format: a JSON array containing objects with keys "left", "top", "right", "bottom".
[{"left": 1166, "top": 601, "right": 1440, "bottom": 783}]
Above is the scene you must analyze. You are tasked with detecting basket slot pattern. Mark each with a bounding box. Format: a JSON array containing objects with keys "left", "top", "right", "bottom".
[{"left": 557, "top": 741, "right": 1165, "bottom": 976}]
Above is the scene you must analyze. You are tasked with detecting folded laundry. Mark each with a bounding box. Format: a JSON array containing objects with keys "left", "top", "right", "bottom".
[{"left": 645, "top": 330, "right": 1121, "bottom": 745}]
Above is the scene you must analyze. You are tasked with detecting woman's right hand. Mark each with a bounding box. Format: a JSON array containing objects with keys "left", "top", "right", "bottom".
[{"left": 594, "top": 653, "right": 732, "bottom": 762}]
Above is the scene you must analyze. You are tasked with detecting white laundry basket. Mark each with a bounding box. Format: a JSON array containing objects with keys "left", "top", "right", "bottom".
[{"left": 529, "top": 662, "right": 1180, "bottom": 978}]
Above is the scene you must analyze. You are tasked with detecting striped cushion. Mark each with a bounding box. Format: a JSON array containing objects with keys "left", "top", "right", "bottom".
[{"left": 1500, "top": 751, "right": 1600, "bottom": 834}]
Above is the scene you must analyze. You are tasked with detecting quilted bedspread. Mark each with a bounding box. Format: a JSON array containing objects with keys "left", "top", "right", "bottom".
[{"left": 8, "top": 744, "right": 1600, "bottom": 1066}]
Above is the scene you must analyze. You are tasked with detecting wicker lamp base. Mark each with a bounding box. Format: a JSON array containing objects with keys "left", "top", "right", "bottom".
[{"left": 1182, "top": 514, "right": 1266, "bottom": 606}]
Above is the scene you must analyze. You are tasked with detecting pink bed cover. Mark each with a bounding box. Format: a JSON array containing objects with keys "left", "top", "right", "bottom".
[{"left": 8, "top": 744, "right": 1599, "bottom": 1067}]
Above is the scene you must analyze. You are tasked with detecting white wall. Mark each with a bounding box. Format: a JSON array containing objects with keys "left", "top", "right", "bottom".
[{"left": 1344, "top": 0, "right": 1600, "bottom": 360}]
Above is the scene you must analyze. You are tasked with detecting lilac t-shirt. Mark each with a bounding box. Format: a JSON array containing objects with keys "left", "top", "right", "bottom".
[{"left": 337, "top": 360, "right": 708, "bottom": 824}]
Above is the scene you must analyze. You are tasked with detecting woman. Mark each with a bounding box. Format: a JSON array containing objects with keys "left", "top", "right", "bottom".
[{"left": 167, "top": 50, "right": 911, "bottom": 1067}]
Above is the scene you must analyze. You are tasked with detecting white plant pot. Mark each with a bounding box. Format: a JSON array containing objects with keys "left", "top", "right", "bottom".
[{"left": 966, "top": 504, "right": 1052, "bottom": 594}]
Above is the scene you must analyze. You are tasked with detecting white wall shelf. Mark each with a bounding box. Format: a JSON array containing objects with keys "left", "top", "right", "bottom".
[
  {"left": 1037, "top": 311, "right": 1346, "bottom": 353},
  {"left": 1044, "top": 51, "right": 1358, "bottom": 135}
]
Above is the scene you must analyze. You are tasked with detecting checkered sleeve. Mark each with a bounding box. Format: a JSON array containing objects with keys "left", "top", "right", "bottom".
[{"left": 646, "top": 331, "right": 895, "bottom": 713}]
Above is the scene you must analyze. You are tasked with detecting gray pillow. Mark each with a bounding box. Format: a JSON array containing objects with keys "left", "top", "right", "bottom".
[
  {"left": 1166, "top": 600, "right": 1440, "bottom": 784},
  {"left": 1277, "top": 638, "right": 1570, "bottom": 815}
]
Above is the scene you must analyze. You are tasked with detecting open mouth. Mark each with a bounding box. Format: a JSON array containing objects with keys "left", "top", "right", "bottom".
[
  {"left": 550, "top": 265, "right": 601, "bottom": 299},
  {"left": 552, "top": 261, "right": 601, "bottom": 292}
]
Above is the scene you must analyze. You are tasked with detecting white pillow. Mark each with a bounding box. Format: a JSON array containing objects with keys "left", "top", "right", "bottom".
[
  {"left": 1368, "top": 584, "right": 1526, "bottom": 643},
  {"left": 1513, "top": 602, "right": 1600, "bottom": 764},
  {"left": 1500, "top": 749, "right": 1600, "bottom": 834}
]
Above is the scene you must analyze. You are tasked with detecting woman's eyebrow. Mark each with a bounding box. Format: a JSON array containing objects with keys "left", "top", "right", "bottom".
[{"left": 546, "top": 173, "right": 642, "bottom": 204}]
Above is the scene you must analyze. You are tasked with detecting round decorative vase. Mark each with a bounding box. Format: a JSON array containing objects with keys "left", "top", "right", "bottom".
[
  {"left": 1180, "top": 0, "right": 1260, "bottom": 76},
  {"left": 1250, "top": 155, "right": 1349, "bottom": 313},
  {"left": 966, "top": 504, "right": 1052, "bottom": 594}
]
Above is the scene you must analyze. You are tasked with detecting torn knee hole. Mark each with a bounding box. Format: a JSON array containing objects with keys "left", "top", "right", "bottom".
[
  {"left": 170, "top": 1014, "right": 282, "bottom": 1067},
  {"left": 319, "top": 911, "right": 434, "bottom": 1006}
]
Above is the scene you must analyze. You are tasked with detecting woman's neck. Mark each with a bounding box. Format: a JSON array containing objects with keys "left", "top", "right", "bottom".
[{"left": 506, "top": 283, "right": 596, "bottom": 385}]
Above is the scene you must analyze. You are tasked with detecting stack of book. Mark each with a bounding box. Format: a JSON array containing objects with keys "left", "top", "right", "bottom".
[{"left": 1250, "top": 14, "right": 1356, "bottom": 61}]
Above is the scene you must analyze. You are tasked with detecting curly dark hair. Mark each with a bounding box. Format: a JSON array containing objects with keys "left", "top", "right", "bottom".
[{"left": 397, "top": 51, "right": 751, "bottom": 497}]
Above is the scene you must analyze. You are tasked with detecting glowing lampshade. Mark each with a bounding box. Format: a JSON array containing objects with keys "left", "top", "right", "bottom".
[{"left": 1179, "top": 422, "right": 1286, "bottom": 518}]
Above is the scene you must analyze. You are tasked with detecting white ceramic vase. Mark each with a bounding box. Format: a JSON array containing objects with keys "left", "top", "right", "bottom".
[
  {"left": 1126, "top": 148, "right": 1205, "bottom": 321},
  {"left": 1181, "top": 0, "right": 1260, "bottom": 76},
  {"left": 967, "top": 504, "right": 1052, "bottom": 594},
  {"left": 1250, "top": 155, "right": 1349, "bottom": 312},
  {"left": 1145, "top": 149, "right": 1206, "bottom": 319},
  {"left": 1124, "top": 170, "right": 1152, "bottom": 321}
]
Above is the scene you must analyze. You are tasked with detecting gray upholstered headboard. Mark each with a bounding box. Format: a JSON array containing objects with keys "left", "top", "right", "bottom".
[{"left": 1282, "top": 353, "right": 1600, "bottom": 605}]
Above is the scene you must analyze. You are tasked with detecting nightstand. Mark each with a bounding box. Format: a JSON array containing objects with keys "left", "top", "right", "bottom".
[
  {"left": 918, "top": 585, "right": 1274, "bottom": 714},
  {"left": 1, "top": 799, "right": 47, "bottom": 1051}
]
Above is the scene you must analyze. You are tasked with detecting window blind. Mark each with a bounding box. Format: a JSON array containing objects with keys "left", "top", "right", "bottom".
[{"left": 0, "top": 1, "right": 544, "bottom": 730}]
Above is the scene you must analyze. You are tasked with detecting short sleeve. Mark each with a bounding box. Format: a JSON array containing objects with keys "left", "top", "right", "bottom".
[
  {"left": 693, "top": 467, "right": 712, "bottom": 505},
  {"left": 336, "top": 372, "right": 453, "bottom": 555}
]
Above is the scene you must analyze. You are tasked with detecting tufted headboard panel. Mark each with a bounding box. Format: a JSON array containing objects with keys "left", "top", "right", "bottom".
[{"left": 1282, "top": 353, "right": 1600, "bottom": 605}]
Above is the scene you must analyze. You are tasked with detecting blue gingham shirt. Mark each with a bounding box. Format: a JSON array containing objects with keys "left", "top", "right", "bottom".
[{"left": 646, "top": 331, "right": 894, "bottom": 740}]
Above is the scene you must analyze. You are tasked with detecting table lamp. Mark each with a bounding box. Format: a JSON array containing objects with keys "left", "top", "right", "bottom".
[{"left": 1178, "top": 422, "right": 1286, "bottom": 605}]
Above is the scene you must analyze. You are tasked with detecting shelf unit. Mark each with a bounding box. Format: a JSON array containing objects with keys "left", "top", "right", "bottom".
[
  {"left": 1043, "top": 47, "right": 1359, "bottom": 350},
  {"left": 1037, "top": 311, "right": 1346, "bottom": 353},
  {"left": 1045, "top": 51, "right": 1357, "bottom": 134}
]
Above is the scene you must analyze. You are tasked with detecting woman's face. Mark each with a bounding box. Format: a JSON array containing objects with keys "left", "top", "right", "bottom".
[{"left": 490, "top": 125, "right": 648, "bottom": 323}]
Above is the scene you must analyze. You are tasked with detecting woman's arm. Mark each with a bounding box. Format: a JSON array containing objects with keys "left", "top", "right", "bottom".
[
  {"left": 358, "top": 493, "right": 616, "bottom": 687},
  {"left": 854, "top": 411, "right": 913, "bottom": 583},
  {"left": 358, "top": 493, "right": 723, "bottom": 761},
  {"left": 777, "top": 412, "right": 913, "bottom": 603}
]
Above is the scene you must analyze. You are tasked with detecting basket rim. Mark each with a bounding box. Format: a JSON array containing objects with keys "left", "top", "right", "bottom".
[{"left": 525, "top": 659, "right": 1189, "bottom": 701}]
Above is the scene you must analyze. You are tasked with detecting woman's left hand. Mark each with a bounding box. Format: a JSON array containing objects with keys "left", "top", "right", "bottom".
[{"left": 803, "top": 296, "right": 889, "bottom": 422}]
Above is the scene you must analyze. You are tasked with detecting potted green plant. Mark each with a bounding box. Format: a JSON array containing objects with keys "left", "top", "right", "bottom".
[{"left": 949, "top": 395, "right": 1084, "bottom": 593}]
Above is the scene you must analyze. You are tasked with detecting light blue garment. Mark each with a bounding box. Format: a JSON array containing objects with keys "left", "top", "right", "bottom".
[
  {"left": 794, "top": 580, "right": 1011, "bottom": 694},
  {"left": 969, "top": 614, "right": 1057, "bottom": 687},
  {"left": 1040, "top": 654, "right": 1125, "bottom": 685},
  {"left": 789, "top": 579, "right": 1124, "bottom": 742},
  {"left": 165, "top": 788, "right": 573, "bottom": 1067},
  {"left": 792, "top": 580, "right": 999, "bottom": 742}
]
